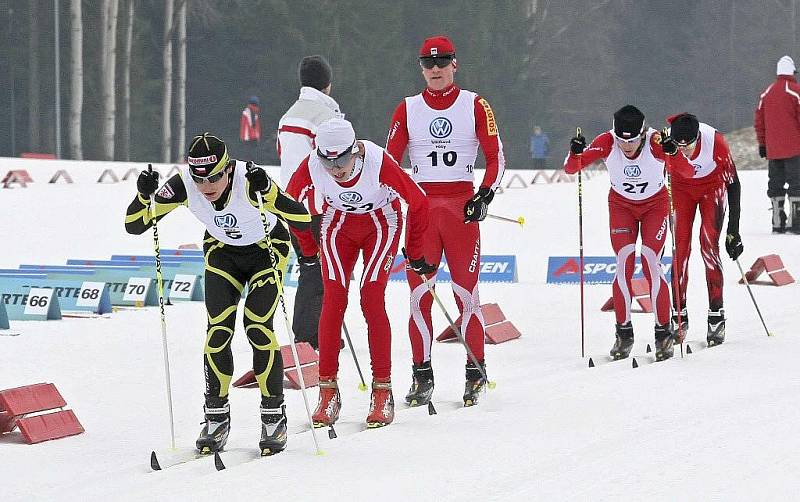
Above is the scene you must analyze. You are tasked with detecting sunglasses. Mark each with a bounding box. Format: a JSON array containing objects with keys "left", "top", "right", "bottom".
[
  {"left": 317, "top": 145, "right": 356, "bottom": 170},
  {"left": 614, "top": 133, "right": 643, "bottom": 144},
  {"left": 191, "top": 169, "right": 227, "bottom": 184},
  {"left": 419, "top": 55, "right": 454, "bottom": 69}
]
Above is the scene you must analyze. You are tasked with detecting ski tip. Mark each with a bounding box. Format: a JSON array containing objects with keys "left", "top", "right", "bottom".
[
  {"left": 487, "top": 381, "right": 497, "bottom": 390},
  {"left": 588, "top": 357, "right": 595, "bottom": 368},
  {"left": 427, "top": 402, "right": 437, "bottom": 415},
  {"left": 213, "top": 452, "right": 226, "bottom": 471},
  {"left": 686, "top": 344, "right": 693, "bottom": 354},
  {"left": 632, "top": 358, "right": 639, "bottom": 368},
  {"left": 150, "top": 451, "right": 161, "bottom": 471},
  {"left": 646, "top": 344, "right": 652, "bottom": 353},
  {"left": 358, "top": 383, "right": 368, "bottom": 392}
]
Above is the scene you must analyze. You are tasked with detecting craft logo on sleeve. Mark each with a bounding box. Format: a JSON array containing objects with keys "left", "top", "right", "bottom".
[
  {"left": 429, "top": 117, "right": 453, "bottom": 138},
  {"left": 479, "top": 98, "right": 497, "bottom": 136}
]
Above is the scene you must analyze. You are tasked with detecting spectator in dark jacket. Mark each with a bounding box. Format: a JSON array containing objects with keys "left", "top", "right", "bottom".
[{"left": 754, "top": 55, "right": 800, "bottom": 233}]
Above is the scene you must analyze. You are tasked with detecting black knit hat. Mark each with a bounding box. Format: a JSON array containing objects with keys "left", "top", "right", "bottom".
[
  {"left": 613, "top": 105, "right": 646, "bottom": 139},
  {"left": 669, "top": 113, "right": 700, "bottom": 145},
  {"left": 299, "top": 55, "right": 332, "bottom": 91},
  {"left": 187, "top": 133, "right": 229, "bottom": 177}
]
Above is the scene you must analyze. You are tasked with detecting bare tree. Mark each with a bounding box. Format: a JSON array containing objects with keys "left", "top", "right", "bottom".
[
  {"left": 175, "top": 0, "right": 187, "bottom": 162},
  {"left": 69, "top": 0, "right": 83, "bottom": 159},
  {"left": 120, "top": 0, "right": 135, "bottom": 161},
  {"left": 28, "top": 2, "right": 41, "bottom": 152},
  {"left": 100, "top": 0, "right": 119, "bottom": 160},
  {"left": 161, "top": 0, "right": 175, "bottom": 163}
]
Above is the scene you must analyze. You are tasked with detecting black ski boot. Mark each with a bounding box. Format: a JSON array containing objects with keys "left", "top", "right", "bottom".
[
  {"left": 671, "top": 308, "right": 688, "bottom": 343},
  {"left": 463, "top": 361, "right": 487, "bottom": 407},
  {"left": 772, "top": 196, "right": 787, "bottom": 233},
  {"left": 259, "top": 403, "right": 287, "bottom": 456},
  {"left": 196, "top": 398, "right": 230, "bottom": 454},
  {"left": 707, "top": 308, "right": 726, "bottom": 347},
  {"left": 610, "top": 322, "right": 634, "bottom": 360},
  {"left": 654, "top": 323, "right": 674, "bottom": 362},
  {"left": 405, "top": 361, "right": 434, "bottom": 407},
  {"left": 789, "top": 197, "right": 800, "bottom": 234}
]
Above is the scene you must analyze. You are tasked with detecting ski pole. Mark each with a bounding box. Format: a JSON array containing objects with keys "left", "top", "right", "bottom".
[
  {"left": 576, "top": 127, "right": 586, "bottom": 359},
  {"left": 149, "top": 191, "right": 176, "bottom": 450},
  {"left": 401, "top": 248, "right": 496, "bottom": 389},
  {"left": 256, "top": 188, "right": 323, "bottom": 456},
  {"left": 487, "top": 213, "right": 525, "bottom": 227},
  {"left": 342, "top": 322, "right": 367, "bottom": 391},
  {"left": 734, "top": 257, "right": 773, "bottom": 337},
  {"left": 665, "top": 169, "right": 684, "bottom": 358}
]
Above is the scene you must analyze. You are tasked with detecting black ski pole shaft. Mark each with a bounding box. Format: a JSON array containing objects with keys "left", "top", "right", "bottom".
[
  {"left": 149, "top": 193, "right": 176, "bottom": 450},
  {"left": 402, "top": 248, "right": 495, "bottom": 389},
  {"left": 735, "top": 258, "right": 773, "bottom": 337},
  {"left": 665, "top": 171, "right": 684, "bottom": 358},
  {"left": 342, "top": 322, "right": 367, "bottom": 391},
  {"left": 576, "top": 127, "right": 585, "bottom": 359}
]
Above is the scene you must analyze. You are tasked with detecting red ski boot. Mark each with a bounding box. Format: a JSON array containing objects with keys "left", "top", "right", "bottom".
[
  {"left": 366, "top": 378, "right": 394, "bottom": 428},
  {"left": 312, "top": 379, "right": 341, "bottom": 428}
]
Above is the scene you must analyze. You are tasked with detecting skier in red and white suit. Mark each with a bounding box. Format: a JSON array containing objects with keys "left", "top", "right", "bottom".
[
  {"left": 564, "top": 105, "right": 694, "bottom": 361},
  {"left": 666, "top": 113, "right": 743, "bottom": 347},
  {"left": 386, "top": 35, "right": 505, "bottom": 407},
  {"left": 286, "top": 117, "right": 432, "bottom": 428}
]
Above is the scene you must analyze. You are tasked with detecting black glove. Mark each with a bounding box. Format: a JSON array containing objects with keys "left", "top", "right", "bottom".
[
  {"left": 570, "top": 133, "right": 586, "bottom": 155},
  {"left": 298, "top": 254, "right": 320, "bottom": 267},
  {"left": 137, "top": 164, "right": 160, "bottom": 197},
  {"left": 725, "top": 232, "right": 743, "bottom": 260},
  {"left": 659, "top": 128, "right": 678, "bottom": 156},
  {"left": 464, "top": 187, "right": 494, "bottom": 223},
  {"left": 408, "top": 256, "right": 436, "bottom": 276},
  {"left": 758, "top": 145, "right": 767, "bottom": 158},
  {"left": 245, "top": 161, "right": 273, "bottom": 193}
]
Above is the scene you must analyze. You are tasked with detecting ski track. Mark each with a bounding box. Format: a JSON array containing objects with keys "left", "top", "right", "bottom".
[{"left": 2, "top": 171, "right": 800, "bottom": 501}]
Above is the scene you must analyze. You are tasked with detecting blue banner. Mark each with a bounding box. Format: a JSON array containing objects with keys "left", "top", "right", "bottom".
[
  {"left": 387, "top": 255, "right": 517, "bottom": 283},
  {"left": 547, "top": 256, "right": 673, "bottom": 284}
]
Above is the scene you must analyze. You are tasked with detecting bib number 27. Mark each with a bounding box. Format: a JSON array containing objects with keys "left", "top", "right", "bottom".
[{"left": 623, "top": 182, "right": 649, "bottom": 194}]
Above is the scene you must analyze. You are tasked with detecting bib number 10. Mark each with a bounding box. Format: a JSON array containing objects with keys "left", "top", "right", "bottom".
[{"left": 427, "top": 151, "right": 458, "bottom": 167}]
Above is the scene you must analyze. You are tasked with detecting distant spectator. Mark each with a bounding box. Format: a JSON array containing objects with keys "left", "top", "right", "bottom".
[
  {"left": 240, "top": 95, "right": 262, "bottom": 162},
  {"left": 530, "top": 125, "right": 550, "bottom": 169},
  {"left": 754, "top": 55, "right": 800, "bottom": 233}
]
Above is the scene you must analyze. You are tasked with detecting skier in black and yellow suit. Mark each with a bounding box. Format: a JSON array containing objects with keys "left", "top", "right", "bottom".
[{"left": 125, "top": 133, "right": 310, "bottom": 455}]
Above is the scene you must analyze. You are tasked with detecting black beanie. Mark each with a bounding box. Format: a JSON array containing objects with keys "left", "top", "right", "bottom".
[
  {"left": 299, "top": 55, "right": 332, "bottom": 91},
  {"left": 670, "top": 113, "right": 700, "bottom": 145},
  {"left": 613, "top": 105, "right": 646, "bottom": 139},
  {"left": 187, "top": 132, "right": 229, "bottom": 177}
]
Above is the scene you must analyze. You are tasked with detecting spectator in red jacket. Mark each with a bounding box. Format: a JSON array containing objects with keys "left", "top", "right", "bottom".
[
  {"left": 754, "top": 55, "right": 800, "bottom": 233},
  {"left": 240, "top": 96, "right": 263, "bottom": 162}
]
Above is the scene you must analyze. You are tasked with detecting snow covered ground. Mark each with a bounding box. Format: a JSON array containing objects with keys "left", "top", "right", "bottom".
[{"left": 2, "top": 169, "right": 799, "bottom": 501}]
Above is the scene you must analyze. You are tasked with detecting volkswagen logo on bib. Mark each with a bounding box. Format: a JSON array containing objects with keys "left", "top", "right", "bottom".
[
  {"left": 429, "top": 117, "right": 453, "bottom": 138},
  {"left": 214, "top": 213, "right": 237, "bottom": 228},
  {"left": 339, "top": 191, "right": 363, "bottom": 204},
  {"left": 624, "top": 165, "right": 641, "bottom": 177}
]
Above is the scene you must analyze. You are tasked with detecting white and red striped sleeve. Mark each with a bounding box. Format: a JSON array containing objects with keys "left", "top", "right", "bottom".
[
  {"left": 385, "top": 100, "right": 410, "bottom": 165},
  {"left": 378, "top": 152, "right": 429, "bottom": 260},
  {"left": 473, "top": 95, "right": 505, "bottom": 191},
  {"left": 285, "top": 159, "right": 318, "bottom": 257}
]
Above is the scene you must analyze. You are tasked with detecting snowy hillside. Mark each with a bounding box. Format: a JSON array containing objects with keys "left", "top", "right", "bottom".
[{"left": 2, "top": 169, "right": 799, "bottom": 501}]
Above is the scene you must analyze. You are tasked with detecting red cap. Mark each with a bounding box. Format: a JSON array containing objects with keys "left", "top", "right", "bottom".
[{"left": 419, "top": 36, "right": 455, "bottom": 57}]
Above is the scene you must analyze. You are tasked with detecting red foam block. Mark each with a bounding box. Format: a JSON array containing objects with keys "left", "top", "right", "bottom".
[
  {"left": 0, "top": 383, "right": 66, "bottom": 416},
  {"left": 285, "top": 365, "right": 320, "bottom": 389},
  {"left": 485, "top": 321, "right": 521, "bottom": 344},
  {"left": 17, "top": 410, "right": 84, "bottom": 444}
]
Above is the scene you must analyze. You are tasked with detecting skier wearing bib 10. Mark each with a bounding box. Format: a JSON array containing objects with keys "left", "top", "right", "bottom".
[
  {"left": 564, "top": 105, "right": 695, "bottom": 362},
  {"left": 286, "top": 117, "right": 432, "bottom": 428},
  {"left": 125, "top": 133, "right": 311, "bottom": 455}
]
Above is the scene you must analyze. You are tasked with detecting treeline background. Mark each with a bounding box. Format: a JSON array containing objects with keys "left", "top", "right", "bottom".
[{"left": 1, "top": 0, "right": 798, "bottom": 169}]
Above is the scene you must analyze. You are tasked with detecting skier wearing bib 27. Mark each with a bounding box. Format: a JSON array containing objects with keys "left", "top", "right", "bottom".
[
  {"left": 666, "top": 113, "right": 743, "bottom": 347},
  {"left": 564, "top": 105, "right": 694, "bottom": 362},
  {"left": 125, "top": 133, "right": 311, "bottom": 455},
  {"left": 286, "top": 118, "right": 432, "bottom": 429},
  {"left": 385, "top": 35, "right": 505, "bottom": 407}
]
